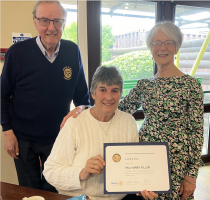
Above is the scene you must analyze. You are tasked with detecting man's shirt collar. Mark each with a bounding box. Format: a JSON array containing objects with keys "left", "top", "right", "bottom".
[{"left": 36, "top": 36, "right": 60, "bottom": 62}]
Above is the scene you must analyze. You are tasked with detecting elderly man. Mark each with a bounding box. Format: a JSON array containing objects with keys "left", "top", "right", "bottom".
[{"left": 1, "top": 0, "right": 90, "bottom": 192}]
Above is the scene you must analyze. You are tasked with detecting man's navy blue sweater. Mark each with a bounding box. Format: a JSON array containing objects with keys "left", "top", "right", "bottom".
[{"left": 1, "top": 37, "right": 90, "bottom": 144}]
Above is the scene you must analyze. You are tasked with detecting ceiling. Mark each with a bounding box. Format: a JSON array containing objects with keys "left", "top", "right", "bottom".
[
  {"left": 63, "top": 0, "right": 210, "bottom": 28},
  {"left": 101, "top": 1, "right": 210, "bottom": 28}
]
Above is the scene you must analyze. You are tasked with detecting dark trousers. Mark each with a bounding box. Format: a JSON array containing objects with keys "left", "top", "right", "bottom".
[
  {"left": 122, "top": 194, "right": 144, "bottom": 200},
  {"left": 14, "top": 140, "right": 57, "bottom": 192}
]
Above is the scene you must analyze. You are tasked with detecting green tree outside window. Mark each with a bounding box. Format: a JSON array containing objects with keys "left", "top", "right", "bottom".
[{"left": 62, "top": 22, "right": 78, "bottom": 44}]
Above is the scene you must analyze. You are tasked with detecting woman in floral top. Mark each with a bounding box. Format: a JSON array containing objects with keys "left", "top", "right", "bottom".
[
  {"left": 62, "top": 22, "right": 204, "bottom": 200},
  {"left": 119, "top": 21, "right": 204, "bottom": 200}
]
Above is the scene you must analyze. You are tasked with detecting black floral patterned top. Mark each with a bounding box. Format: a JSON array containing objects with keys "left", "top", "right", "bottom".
[{"left": 118, "top": 75, "right": 204, "bottom": 199}]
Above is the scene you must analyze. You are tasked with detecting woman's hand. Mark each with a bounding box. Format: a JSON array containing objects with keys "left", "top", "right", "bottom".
[
  {"left": 137, "top": 190, "right": 158, "bottom": 200},
  {"left": 179, "top": 176, "right": 196, "bottom": 200},
  {"left": 79, "top": 155, "right": 105, "bottom": 181},
  {"left": 60, "top": 105, "right": 86, "bottom": 129}
]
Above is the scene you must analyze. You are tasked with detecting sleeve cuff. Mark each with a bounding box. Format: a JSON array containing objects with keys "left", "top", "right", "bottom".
[
  {"left": 186, "top": 165, "right": 203, "bottom": 179},
  {"left": 72, "top": 167, "right": 86, "bottom": 189},
  {"left": 2, "top": 123, "right": 12, "bottom": 132}
]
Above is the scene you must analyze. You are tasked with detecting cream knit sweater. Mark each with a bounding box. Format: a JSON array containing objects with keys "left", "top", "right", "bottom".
[{"left": 43, "top": 109, "right": 139, "bottom": 200}]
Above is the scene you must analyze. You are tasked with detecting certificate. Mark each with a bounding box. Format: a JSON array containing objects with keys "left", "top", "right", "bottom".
[{"left": 104, "top": 142, "right": 172, "bottom": 194}]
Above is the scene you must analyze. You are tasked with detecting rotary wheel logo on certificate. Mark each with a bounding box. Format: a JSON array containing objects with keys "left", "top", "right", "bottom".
[
  {"left": 112, "top": 153, "right": 121, "bottom": 162},
  {"left": 119, "top": 181, "right": 123, "bottom": 186},
  {"left": 63, "top": 66, "right": 72, "bottom": 80}
]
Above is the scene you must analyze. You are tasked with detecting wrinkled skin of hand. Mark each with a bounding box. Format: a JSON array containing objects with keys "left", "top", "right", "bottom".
[
  {"left": 179, "top": 176, "right": 196, "bottom": 200},
  {"left": 60, "top": 105, "right": 86, "bottom": 129},
  {"left": 4, "top": 129, "right": 19, "bottom": 159}
]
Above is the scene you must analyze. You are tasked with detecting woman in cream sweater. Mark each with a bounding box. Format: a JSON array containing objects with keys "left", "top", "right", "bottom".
[{"left": 44, "top": 66, "right": 157, "bottom": 200}]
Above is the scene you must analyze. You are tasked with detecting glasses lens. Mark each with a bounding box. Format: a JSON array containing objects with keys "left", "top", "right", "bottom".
[
  {"left": 39, "top": 18, "right": 50, "bottom": 26},
  {"left": 152, "top": 42, "right": 158, "bottom": 46},
  {"left": 155, "top": 41, "right": 162, "bottom": 46},
  {"left": 165, "top": 40, "right": 172, "bottom": 45},
  {"left": 54, "top": 19, "right": 64, "bottom": 27}
]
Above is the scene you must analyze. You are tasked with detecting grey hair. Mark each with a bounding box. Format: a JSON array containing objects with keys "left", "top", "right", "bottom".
[
  {"left": 146, "top": 21, "right": 183, "bottom": 52},
  {"left": 90, "top": 66, "right": 124, "bottom": 96},
  {"left": 32, "top": 0, "right": 67, "bottom": 21}
]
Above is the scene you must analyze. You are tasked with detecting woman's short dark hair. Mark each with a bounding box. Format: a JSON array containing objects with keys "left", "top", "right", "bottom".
[{"left": 90, "top": 66, "right": 123, "bottom": 96}]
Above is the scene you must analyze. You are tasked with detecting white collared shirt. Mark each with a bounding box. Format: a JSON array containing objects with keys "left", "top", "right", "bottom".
[{"left": 36, "top": 36, "right": 60, "bottom": 63}]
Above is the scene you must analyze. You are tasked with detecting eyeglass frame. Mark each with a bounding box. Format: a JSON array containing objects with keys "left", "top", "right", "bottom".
[
  {"left": 35, "top": 17, "right": 65, "bottom": 27},
  {"left": 151, "top": 40, "right": 175, "bottom": 48}
]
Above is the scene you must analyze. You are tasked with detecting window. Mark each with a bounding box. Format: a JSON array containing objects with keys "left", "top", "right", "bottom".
[
  {"left": 62, "top": 1, "right": 78, "bottom": 44},
  {"left": 203, "top": 113, "right": 210, "bottom": 155},
  {"left": 62, "top": 2, "right": 78, "bottom": 110},
  {"left": 175, "top": 5, "right": 210, "bottom": 104},
  {"left": 101, "top": 1, "right": 156, "bottom": 97}
]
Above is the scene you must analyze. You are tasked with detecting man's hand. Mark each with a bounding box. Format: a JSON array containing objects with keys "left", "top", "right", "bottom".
[
  {"left": 179, "top": 176, "right": 196, "bottom": 200},
  {"left": 137, "top": 190, "right": 158, "bottom": 200},
  {"left": 60, "top": 105, "right": 86, "bottom": 129},
  {"left": 79, "top": 155, "right": 105, "bottom": 181},
  {"left": 3, "top": 129, "right": 19, "bottom": 159}
]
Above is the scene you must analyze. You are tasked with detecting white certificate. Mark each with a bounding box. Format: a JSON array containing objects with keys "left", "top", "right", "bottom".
[{"left": 104, "top": 142, "right": 172, "bottom": 194}]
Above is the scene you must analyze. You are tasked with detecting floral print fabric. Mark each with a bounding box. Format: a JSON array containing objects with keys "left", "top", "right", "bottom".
[{"left": 118, "top": 75, "right": 204, "bottom": 199}]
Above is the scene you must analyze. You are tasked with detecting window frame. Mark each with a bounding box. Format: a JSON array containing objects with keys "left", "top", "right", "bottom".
[{"left": 172, "top": 0, "right": 210, "bottom": 163}]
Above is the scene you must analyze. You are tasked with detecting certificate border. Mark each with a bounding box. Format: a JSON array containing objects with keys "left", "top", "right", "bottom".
[{"left": 104, "top": 142, "right": 172, "bottom": 194}]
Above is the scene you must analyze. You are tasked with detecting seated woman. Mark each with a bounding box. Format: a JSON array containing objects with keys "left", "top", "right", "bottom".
[{"left": 43, "top": 66, "right": 156, "bottom": 200}]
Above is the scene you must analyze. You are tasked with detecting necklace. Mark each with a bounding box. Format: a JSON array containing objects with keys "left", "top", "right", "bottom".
[{"left": 93, "top": 109, "right": 113, "bottom": 135}]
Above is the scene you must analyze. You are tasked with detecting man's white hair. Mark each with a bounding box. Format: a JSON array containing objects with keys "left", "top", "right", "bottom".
[{"left": 32, "top": 0, "right": 67, "bottom": 21}]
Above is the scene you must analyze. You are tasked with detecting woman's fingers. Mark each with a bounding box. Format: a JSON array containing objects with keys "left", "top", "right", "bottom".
[
  {"left": 149, "top": 191, "right": 158, "bottom": 198},
  {"left": 80, "top": 155, "right": 106, "bottom": 180},
  {"left": 87, "top": 155, "right": 105, "bottom": 169},
  {"left": 180, "top": 177, "right": 196, "bottom": 200},
  {"left": 85, "top": 163, "right": 102, "bottom": 175},
  {"left": 88, "top": 163, "right": 102, "bottom": 174},
  {"left": 145, "top": 191, "right": 154, "bottom": 200},
  {"left": 88, "top": 160, "right": 104, "bottom": 171},
  {"left": 181, "top": 191, "right": 191, "bottom": 200},
  {"left": 179, "top": 182, "right": 184, "bottom": 195},
  {"left": 85, "top": 155, "right": 106, "bottom": 174},
  {"left": 141, "top": 190, "right": 158, "bottom": 200},
  {"left": 141, "top": 190, "right": 148, "bottom": 200},
  {"left": 90, "top": 155, "right": 105, "bottom": 165}
]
